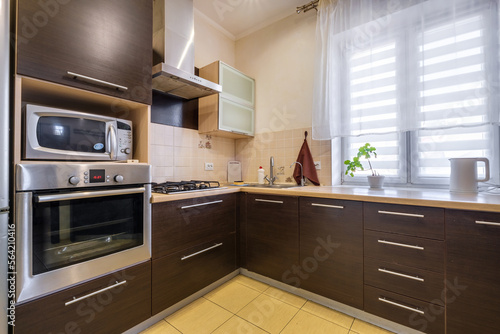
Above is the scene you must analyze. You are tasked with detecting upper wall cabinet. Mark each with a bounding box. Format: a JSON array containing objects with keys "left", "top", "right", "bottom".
[
  {"left": 199, "top": 61, "right": 255, "bottom": 138},
  {"left": 16, "top": 0, "right": 152, "bottom": 105}
]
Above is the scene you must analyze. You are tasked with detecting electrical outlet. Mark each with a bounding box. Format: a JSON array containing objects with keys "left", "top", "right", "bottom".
[
  {"left": 205, "top": 162, "right": 214, "bottom": 171},
  {"left": 314, "top": 161, "right": 321, "bottom": 170}
]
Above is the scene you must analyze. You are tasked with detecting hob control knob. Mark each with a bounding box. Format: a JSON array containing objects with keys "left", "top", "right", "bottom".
[
  {"left": 124, "top": 148, "right": 131, "bottom": 154},
  {"left": 69, "top": 176, "right": 80, "bottom": 185},
  {"left": 114, "top": 175, "right": 124, "bottom": 183}
]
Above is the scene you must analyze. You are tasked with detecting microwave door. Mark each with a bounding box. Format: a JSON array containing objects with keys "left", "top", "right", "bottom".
[{"left": 25, "top": 111, "right": 115, "bottom": 161}]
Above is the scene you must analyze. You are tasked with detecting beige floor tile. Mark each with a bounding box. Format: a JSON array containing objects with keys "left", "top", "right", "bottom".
[
  {"left": 237, "top": 294, "right": 299, "bottom": 334},
  {"left": 140, "top": 320, "right": 181, "bottom": 334},
  {"left": 231, "top": 275, "right": 269, "bottom": 292},
  {"left": 262, "top": 286, "right": 306, "bottom": 309},
  {"left": 350, "top": 319, "right": 394, "bottom": 334},
  {"left": 281, "top": 310, "right": 350, "bottom": 334},
  {"left": 301, "top": 301, "right": 354, "bottom": 329},
  {"left": 212, "top": 315, "right": 268, "bottom": 334},
  {"left": 205, "top": 280, "right": 261, "bottom": 313},
  {"left": 165, "top": 298, "right": 232, "bottom": 334}
]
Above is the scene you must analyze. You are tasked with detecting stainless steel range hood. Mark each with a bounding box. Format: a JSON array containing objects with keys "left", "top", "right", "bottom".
[{"left": 152, "top": 0, "right": 221, "bottom": 100}]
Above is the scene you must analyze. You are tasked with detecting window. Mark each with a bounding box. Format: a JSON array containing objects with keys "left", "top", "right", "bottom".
[{"left": 341, "top": 9, "right": 499, "bottom": 186}]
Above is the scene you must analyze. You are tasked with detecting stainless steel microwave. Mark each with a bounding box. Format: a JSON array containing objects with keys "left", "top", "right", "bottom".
[{"left": 24, "top": 104, "right": 133, "bottom": 161}]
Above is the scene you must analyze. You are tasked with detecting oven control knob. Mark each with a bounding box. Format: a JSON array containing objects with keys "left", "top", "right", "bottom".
[
  {"left": 69, "top": 176, "right": 80, "bottom": 185},
  {"left": 124, "top": 148, "right": 131, "bottom": 155},
  {"left": 114, "top": 175, "right": 124, "bottom": 183}
]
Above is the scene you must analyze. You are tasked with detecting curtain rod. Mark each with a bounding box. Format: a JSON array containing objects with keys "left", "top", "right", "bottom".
[{"left": 296, "top": 0, "right": 319, "bottom": 14}]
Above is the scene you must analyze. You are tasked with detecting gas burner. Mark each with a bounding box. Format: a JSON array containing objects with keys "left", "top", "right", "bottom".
[{"left": 152, "top": 180, "right": 221, "bottom": 194}]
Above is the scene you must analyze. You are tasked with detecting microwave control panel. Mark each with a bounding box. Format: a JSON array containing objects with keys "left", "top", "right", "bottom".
[{"left": 116, "top": 120, "right": 133, "bottom": 160}]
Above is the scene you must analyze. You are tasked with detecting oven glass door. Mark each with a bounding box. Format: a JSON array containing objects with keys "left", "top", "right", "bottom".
[{"left": 31, "top": 187, "right": 144, "bottom": 275}]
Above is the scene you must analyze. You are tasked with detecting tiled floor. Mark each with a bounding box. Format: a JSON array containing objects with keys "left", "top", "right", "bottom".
[{"left": 141, "top": 275, "right": 394, "bottom": 334}]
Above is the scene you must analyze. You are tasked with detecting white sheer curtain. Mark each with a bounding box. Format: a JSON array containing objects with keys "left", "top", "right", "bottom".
[{"left": 312, "top": 0, "right": 500, "bottom": 140}]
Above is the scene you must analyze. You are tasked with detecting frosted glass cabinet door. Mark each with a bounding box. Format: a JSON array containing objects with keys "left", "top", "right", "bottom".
[
  {"left": 220, "top": 63, "right": 255, "bottom": 107},
  {"left": 219, "top": 97, "right": 254, "bottom": 136}
]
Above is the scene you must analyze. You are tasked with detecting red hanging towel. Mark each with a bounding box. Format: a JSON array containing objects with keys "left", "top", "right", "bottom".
[{"left": 293, "top": 131, "right": 320, "bottom": 186}]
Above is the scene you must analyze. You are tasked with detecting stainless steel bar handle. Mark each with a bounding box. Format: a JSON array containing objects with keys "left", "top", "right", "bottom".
[
  {"left": 37, "top": 187, "right": 145, "bottom": 203},
  {"left": 255, "top": 199, "right": 284, "bottom": 204},
  {"left": 181, "top": 243, "right": 223, "bottom": 261},
  {"left": 377, "top": 239, "right": 424, "bottom": 250},
  {"left": 475, "top": 220, "right": 500, "bottom": 227},
  {"left": 378, "top": 297, "right": 424, "bottom": 314},
  {"left": 378, "top": 268, "right": 424, "bottom": 282},
  {"left": 378, "top": 210, "right": 424, "bottom": 218},
  {"left": 67, "top": 71, "right": 128, "bottom": 91},
  {"left": 181, "top": 200, "right": 223, "bottom": 210},
  {"left": 65, "top": 280, "right": 127, "bottom": 306},
  {"left": 311, "top": 203, "right": 344, "bottom": 209}
]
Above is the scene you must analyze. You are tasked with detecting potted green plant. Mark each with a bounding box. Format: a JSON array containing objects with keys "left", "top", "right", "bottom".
[{"left": 344, "top": 143, "right": 385, "bottom": 188}]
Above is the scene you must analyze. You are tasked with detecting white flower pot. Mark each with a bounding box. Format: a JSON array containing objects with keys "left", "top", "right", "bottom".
[{"left": 367, "top": 175, "right": 385, "bottom": 189}]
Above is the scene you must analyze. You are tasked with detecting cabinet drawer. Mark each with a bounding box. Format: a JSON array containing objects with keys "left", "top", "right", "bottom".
[
  {"left": 153, "top": 194, "right": 236, "bottom": 258},
  {"left": 152, "top": 234, "right": 236, "bottom": 315},
  {"left": 447, "top": 209, "right": 500, "bottom": 237},
  {"left": 364, "top": 285, "right": 444, "bottom": 334},
  {"left": 364, "top": 202, "right": 444, "bottom": 240},
  {"left": 365, "top": 260, "right": 444, "bottom": 303},
  {"left": 15, "top": 261, "right": 151, "bottom": 334},
  {"left": 364, "top": 230, "right": 444, "bottom": 273}
]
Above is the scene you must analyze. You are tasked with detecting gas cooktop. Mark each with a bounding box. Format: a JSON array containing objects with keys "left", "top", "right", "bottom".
[{"left": 152, "top": 180, "right": 224, "bottom": 194}]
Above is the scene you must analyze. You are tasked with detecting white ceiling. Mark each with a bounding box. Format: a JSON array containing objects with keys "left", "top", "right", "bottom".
[{"left": 193, "top": 0, "right": 310, "bottom": 40}]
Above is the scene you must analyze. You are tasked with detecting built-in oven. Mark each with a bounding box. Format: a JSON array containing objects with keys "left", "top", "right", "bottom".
[{"left": 15, "top": 163, "right": 151, "bottom": 304}]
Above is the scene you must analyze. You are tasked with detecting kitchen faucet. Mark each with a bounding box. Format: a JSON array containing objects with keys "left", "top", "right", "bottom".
[
  {"left": 290, "top": 161, "right": 305, "bottom": 186},
  {"left": 264, "top": 156, "right": 277, "bottom": 185}
]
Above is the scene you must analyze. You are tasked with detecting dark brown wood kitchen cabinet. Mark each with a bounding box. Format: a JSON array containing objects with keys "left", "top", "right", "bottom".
[
  {"left": 299, "top": 197, "right": 363, "bottom": 309},
  {"left": 446, "top": 209, "right": 500, "bottom": 334},
  {"left": 151, "top": 194, "right": 237, "bottom": 315},
  {"left": 15, "top": 261, "right": 151, "bottom": 334},
  {"left": 363, "top": 203, "right": 445, "bottom": 334},
  {"left": 245, "top": 194, "right": 299, "bottom": 284},
  {"left": 17, "top": 0, "right": 152, "bottom": 104}
]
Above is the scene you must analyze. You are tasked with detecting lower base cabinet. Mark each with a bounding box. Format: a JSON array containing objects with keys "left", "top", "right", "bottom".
[
  {"left": 245, "top": 194, "right": 299, "bottom": 284},
  {"left": 299, "top": 197, "right": 363, "bottom": 309},
  {"left": 446, "top": 209, "right": 500, "bottom": 334},
  {"left": 152, "top": 234, "right": 236, "bottom": 314},
  {"left": 15, "top": 261, "right": 151, "bottom": 334}
]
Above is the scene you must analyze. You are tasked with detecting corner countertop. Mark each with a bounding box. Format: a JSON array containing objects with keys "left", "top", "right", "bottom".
[{"left": 151, "top": 184, "right": 500, "bottom": 212}]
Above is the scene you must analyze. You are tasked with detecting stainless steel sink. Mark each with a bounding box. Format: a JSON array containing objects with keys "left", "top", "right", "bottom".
[{"left": 244, "top": 183, "right": 300, "bottom": 189}]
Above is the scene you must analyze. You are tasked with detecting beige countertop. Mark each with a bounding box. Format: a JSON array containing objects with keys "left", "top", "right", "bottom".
[{"left": 151, "top": 184, "right": 500, "bottom": 212}]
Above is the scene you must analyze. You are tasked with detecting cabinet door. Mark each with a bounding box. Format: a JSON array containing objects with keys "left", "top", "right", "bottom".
[
  {"left": 17, "top": 0, "right": 152, "bottom": 105},
  {"left": 446, "top": 209, "right": 500, "bottom": 334},
  {"left": 152, "top": 194, "right": 236, "bottom": 259},
  {"left": 246, "top": 194, "right": 299, "bottom": 283},
  {"left": 299, "top": 198, "right": 363, "bottom": 308},
  {"left": 220, "top": 63, "right": 255, "bottom": 106},
  {"left": 219, "top": 97, "right": 254, "bottom": 136},
  {"left": 15, "top": 261, "right": 151, "bottom": 334}
]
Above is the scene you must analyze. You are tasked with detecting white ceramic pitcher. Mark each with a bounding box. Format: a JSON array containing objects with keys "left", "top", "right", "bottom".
[{"left": 449, "top": 158, "right": 490, "bottom": 193}]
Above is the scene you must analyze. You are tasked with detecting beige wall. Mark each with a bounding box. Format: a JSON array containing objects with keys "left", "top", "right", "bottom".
[
  {"left": 234, "top": 13, "right": 332, "bottom": 185},
  {"left": 235, "top": 13, "right": 317, "bottom": 133},
  {"left": 194, "top": 10, "right": 236, "bottom": 68}
]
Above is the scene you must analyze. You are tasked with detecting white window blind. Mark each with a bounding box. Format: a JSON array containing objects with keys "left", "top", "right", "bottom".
[
  {"left": 412, "top": 14, "right": 493, "bottom": 183},
  {"left": 344, "top": 42, "right": 405, "bottom": 182}
]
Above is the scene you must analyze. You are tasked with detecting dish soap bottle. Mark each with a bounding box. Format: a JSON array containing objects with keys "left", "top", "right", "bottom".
[{"left": 258, "top": 166, "right": 265, "bottom": 184}]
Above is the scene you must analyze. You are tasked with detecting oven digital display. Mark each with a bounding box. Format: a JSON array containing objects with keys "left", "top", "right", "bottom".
[{"left": 89, "top": 169, "right": 106, "bottom": 183}]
